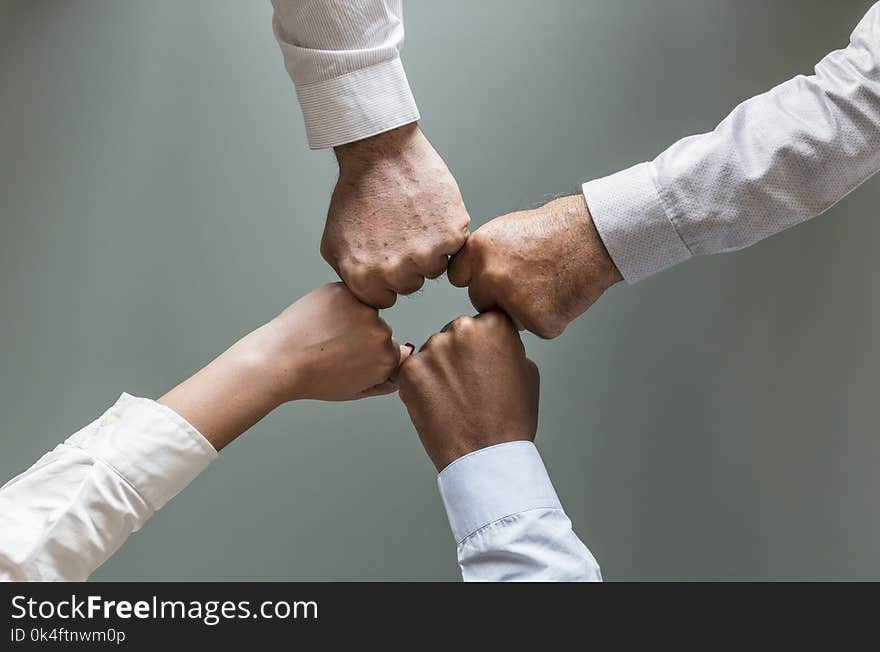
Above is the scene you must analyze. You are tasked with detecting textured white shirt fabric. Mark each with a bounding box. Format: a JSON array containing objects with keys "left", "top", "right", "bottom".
[
  {"left": 584, "top": 2, "right": 880, "bottom": 283},
  {"left": 438, "top": 441, "right": 601, "bottom": 582},
  {"left": 0, "top": 397, "right": 598, "bottom": 582},
  {"left": 271, "top": 0, "right": 420, "bottom": 149},
  {"left": 0, "top": 394, "right": 216, "bottom": 582}
]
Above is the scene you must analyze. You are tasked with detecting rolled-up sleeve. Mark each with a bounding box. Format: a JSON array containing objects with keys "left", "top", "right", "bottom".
[{"left": 272, "top": 0, "right": 420, "bottom": 149}]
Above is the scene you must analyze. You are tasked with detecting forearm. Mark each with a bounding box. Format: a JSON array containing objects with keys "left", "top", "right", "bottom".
[
  {"left": 585, "top": 3, "right": 880, "bottom": 283},
  {"left": 158, "top": 323, "right": 286, "bottom": 451},
  {"left": 0, "top": 323, "right": 283, "bottom": 580},
  {"left": 271, "top": 0, "right": 419, "bottom": 148}
]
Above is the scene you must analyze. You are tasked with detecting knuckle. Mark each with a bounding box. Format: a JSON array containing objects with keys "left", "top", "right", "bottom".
[
  {"left": 413, "top": 244, "right": 438, "bottom": 263},
  {"left": 373, "top": 292, "right": 397, "bottom": 309},
  {"left": 375, "top": 318, "right": 393, "bottom": 338},
  {"left": 341, "top": 263, "right": 370, "bottom": 289},
  {"left": 451, "top": 315, "right": 476, "bottom": 334},
  {"left": 379, "top": 255, "right": 405, "bottom": 274},
  {"left": 422, "top": 331, "right": 448, "bottom": 352},
  {"left": 468, "top": 229, "right": 488, "bottom": 252},
  {"left": 381, "top": 349, "right": 399, "bottom": 372},
  {"left": 534, "top": 319, "right": 565, "bottom": 340},
  {"left": 398, "top": 357, "right": 424, "bottom": 387},
  {"left": 395, "top": 274, "right": 426, "bottom": 296},
  {"left": 425, "top": 258, "right": 449, "bottom": 280},
  {"left": 481, "top": 264, "right": 508, "bottom": 288},
  {"left": 480, "top": 310, "right": 506, "bottom": 328},
  {"left": 446, "top": 226, "right": 469, "bottom": 250}
]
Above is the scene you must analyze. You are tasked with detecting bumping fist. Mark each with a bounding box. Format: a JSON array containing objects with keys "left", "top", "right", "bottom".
[
  {"left": 322, "top": 123, "right": 471, "bottom": 309},
  {"left": 397, "top": 311, "right": 539, "bottom": 472},
  {"left": 255, "top": 283, "right": 411, "bottom": 402},
  {"left": 447, "top": 194, "right": 622, "bottom": 339}
]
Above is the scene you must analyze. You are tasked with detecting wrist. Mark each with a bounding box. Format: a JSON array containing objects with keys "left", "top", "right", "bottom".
[
  {"left": 567, "top": 194, "right": 623, "bottom": 289},
  {"left": 430, "top": 434, "right": 533, "bottom": 473},
  {"left": 157, "top": 328, "right": 289, "bottom": 452},
  {"left": 220, "top": 322, "right": 304, "bottom": 412},
  {"left": 333, "top": 122, "right": 421, "bottom": 171}
]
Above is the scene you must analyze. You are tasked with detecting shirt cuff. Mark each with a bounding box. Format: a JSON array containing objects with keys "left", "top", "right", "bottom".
[
  {"left": 294, "top": 58, "right": 420, "bottom": 149},
  {"left": 65, "top": 393, "right": 217, "bottom": 511},
  {"left": 437, "top": 441, "right": 562, "bottom": 544},
  {"left": 582, "top": 162, "right": 693, "bottom": 284}
]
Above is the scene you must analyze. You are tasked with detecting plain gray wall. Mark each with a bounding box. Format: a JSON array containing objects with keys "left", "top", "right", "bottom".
[{"left": 1, "top": 0, "right": 878, "bottom": 581}]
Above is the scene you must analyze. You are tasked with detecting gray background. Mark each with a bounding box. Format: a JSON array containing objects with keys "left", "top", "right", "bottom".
[{"left": 1, "top": 0, "right": 878, "bottom": 581}]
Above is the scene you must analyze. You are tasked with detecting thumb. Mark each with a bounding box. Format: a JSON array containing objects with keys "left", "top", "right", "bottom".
[
  {"left": 447, "top": 243, "right": 473, "bottom": 287},
  {"left": 393, "top": 340, "right": 415, "bottom": 377},
  {"left": 358, "top": 342, "right": 414, "bottom": 398}
]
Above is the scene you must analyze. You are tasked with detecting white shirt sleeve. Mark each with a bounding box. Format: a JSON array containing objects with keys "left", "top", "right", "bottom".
[
  {"left": 0, "top": 394, "right": 216, "bottom": 581},
  {"left": 583, "top": 2, "right": 880, "bottom": 283},
  {"left": 437, "top": 441, "right": 601, "bottom": 582},
  {"left": 271, "top": 0, "right": 420, "bottom": 149}
]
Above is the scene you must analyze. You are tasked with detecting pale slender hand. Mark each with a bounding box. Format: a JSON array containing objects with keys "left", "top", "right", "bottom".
[
  {"left": 159, "top": 283, "right": 411, "bottom": 450},
  {"left": 448, "top": 194, "right": 623, "bottom": 339},
  {"left": 397, "top": 311, "right": 539, "bottom": 472},
  {"left": 323, "top": 123, "right": 471, "bottom": 308}
]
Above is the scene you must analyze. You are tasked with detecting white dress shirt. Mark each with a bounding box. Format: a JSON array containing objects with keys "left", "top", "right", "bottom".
[
  {"left": 0, "top": 395, "right": 600, "bottom": 582},
  {"left": 438, "top": 441, "right": 601, "bottom": 582},
  {"left": 584, "top": 2, "right": 880, "bottom": 283},
  {"left": 271, "top": 0, "right": 420, "bottom": 148}
]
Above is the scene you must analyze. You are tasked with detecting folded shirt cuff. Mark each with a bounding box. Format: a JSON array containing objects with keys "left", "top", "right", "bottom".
[
  {"left": 437, "top": 441, "right": 562, "bottom": 544},
  {"left": 582, "top": 162, "right": 693, "bottom": 284},
  {"left": 294, "top": 58, "right": 420, "bottom": 149},
  {"left": 65, "top": 393, "right": 217, "bottom": 511}
]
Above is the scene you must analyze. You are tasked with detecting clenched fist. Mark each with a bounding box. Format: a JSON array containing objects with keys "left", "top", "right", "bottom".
[
  {"left": 255, "top": 283, "right": 409, "bottom": 402},
  {"left": 158, "top": 283, "right": 411, "bottom": 450},
  {"left": 397, "top": 311, "right": 539, "bottom": 472},
  {"left": 322, "top": 123, "right": 471, "bottom": 308},
  {"left": 447, "top": 195, "right": 623, "bottom": 339}
]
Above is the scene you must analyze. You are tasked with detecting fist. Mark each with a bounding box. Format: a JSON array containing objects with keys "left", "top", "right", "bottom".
[
  {"left": 257, "top": 283, "right": 410, "bottom": 402},
  {"left": 322, "top": 123, "right": 471, "bottom": 308},
  {"left": 447, "top": 195, "right": 622, "bottom": 339},
  {"left": 397, "top": 311, "right": 539, "bottom": 472}
]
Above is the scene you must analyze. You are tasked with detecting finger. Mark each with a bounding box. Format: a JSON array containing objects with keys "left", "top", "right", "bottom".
[
  {"left": 467, "top": 282, "right": 497, "bottom": 314},
  {"left": 353, "top": 285, "right": 397, "bottom": 309},
  {"left": 447, "top": 244, "right": 473, "bottom": 287},
  {"left": 442, "top": 214, "right": 471, "bottom": 256},
  {"left": 357, "top": 379, "right": 399, "bottom": 398},
  {"left": 475, "top": 310, "right": 524, "bottom": 349},
  {"left": 419, "top": 329, "right": 450, "bottom": 352},
  {"left": 388, "top": 272, "right": 426, "bottom": 296},
  {"left": 359, "top": 343, "right": 414, "bottom": 397},
  {"left": 391, "top": 341, "right": 415, "bottom": 379},
  {"left": 422, "top": 253, "right": 450, "bottom": 280},
  {"left": 338, "top": 262, "right": 398, "bottom": 309}
]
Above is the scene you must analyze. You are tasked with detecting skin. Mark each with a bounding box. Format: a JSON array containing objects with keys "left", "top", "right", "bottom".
[
  {"left": 397, "top": 311, "right": 540, "bottom": 472},
  {"left": 158, "top": 283, "right": 412, "bottom": 451},
  {"left": 324, "top": 123, "right": 471, "bottom": 308},
  {"left": 447, "top": 194, "right": 624, "bottom": 339}
]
